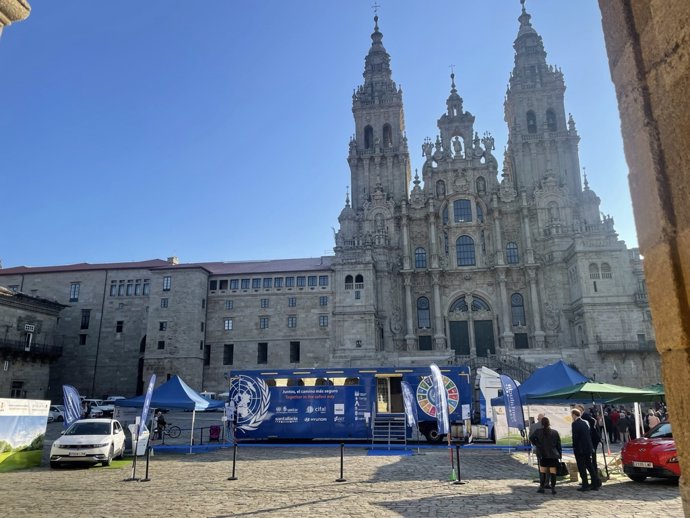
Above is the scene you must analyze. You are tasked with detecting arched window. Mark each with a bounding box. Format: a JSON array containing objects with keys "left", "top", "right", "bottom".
[
  {"left": 355, "top": 274, "right": 364, "bottom": 288},
  {"left": 527, "top": 110, "right": 537, "bottom": 134},
  {"left": 453, "top": 199, "right": 473, "bottom": 222},
  {"left": 588, "top": 263, "right": 600, "bottom": 280},
  {"left": 471, "top": 297, "right": 491, "bottom": 312},
  {"left": 601, "top": 263, "right": 612, "bottom": 279},
  {"left": 456, "top": 235, "right": 476, "bottom": 266},
  {"left": 315, "top": 378, "right": 334, "bottom": 386},
  {"left": 364, "top": 125, "right": 374, "bottom": 149},
  {"left": 546, "top": 109, "right": 557, "bottom": 132},
  {"left": 436, "top": 180, "right": 446, "bottom": 197},
  {"left": 345, "top": 275, "right": 354, "bottom": 289},
  {"left": 506, "top": 242, "right": 519, "bottom": 264},
  {"left": 287, "top": 378, "right": 304, "bottom": 386},
  {"left": 476, "top": 176, "right": 486, "bottom": 194},
  {"left": 344, "top": 377, "right": 360, "bottom": 386},
  {"left": 511, "top": 293, "right": 526, "bottom": 326},
  {"left": 476, "top": 202, "right": 484, "bottom": 223},
  {"left": 547, "top": 201, "right": 560, "bottom": 222},
  {"left": 417, "top": 297, "right": 431, "bottom": 329},
  {"left": 450, "top": 296, "right": 468, "bottom": 312},
  {"left": 382, "top": 124, "right": 393, "bottom": 147},
  {"left": 415, "top": 247, "right": 427, "bottom": 268}
]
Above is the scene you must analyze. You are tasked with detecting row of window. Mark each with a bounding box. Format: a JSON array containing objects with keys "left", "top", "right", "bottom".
[
  {"left": 210, "top": 275, "right": 329, "bottom": 292},
  {"left": 344, "top": 274, "right": 364, "bottom": 290},
  {"left": 223, "top": 315, "right": 329, "bottom": 330},
  {"left": 589, "top": 263, "right": 613, "bottom": 279},
  {"left": 204, "top": 342, "right": 303, "bottom": 366},
  {"left": 108, "top": 279, "right": 151, "bottom": 298},
  {"left": 526, "top": 108, "right": 558, "bottom": 134},
  {"left": 223, "top": 296, "right": 328, "bottom": 310},
  {"left": 363, "top": 124, "right": 393, "bottom": 150},
  {"left": 413, "top": 241, "right": 519, "bottom": 269},
  {"left": 415, "top": 293, "right": 527, "bottom": 328}
]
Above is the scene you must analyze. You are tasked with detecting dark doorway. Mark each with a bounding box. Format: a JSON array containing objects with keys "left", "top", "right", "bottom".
[
  {"left": 450, "top": 321, "right": 470, "bottom": 355},
  {"left": 474, "top": 320, "right": 496, "bottom": 357}
]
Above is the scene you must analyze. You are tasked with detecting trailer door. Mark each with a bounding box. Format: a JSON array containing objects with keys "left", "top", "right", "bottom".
[{"left": 376, "top": 375, "right": 403, "bottom": 413}]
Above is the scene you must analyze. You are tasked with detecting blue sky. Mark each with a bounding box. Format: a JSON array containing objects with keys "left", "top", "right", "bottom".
[{"left": 0, "top": 1, "right": 635, "bottom": 268}]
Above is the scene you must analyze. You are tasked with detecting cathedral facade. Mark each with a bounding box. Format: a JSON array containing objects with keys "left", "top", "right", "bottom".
[{"left": 0, "top": 6, "right": 659, "bottom": 399}]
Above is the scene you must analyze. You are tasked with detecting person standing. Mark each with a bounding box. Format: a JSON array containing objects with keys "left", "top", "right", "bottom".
[
  {"left": 617, "top": 412, "right": 630, "bottom": 443},
  {"left": 529, "top": 416, "right": 562, "bottom": 495},
  {"left": 647, "top": 410, "right": 661, "bottom": 430},
  {"left": 604, "top": 411, "right": 614, "bottom": 444},
  {"left": 155, "top": 410, "right": 166, "bottom": 440},
  {"left": 610, "top": 408, "right": 620, "bottom": 443},
  {"left": 572, "top": 408, "right": 601, "bottom": 491},
  {"left": 528, "top": 413, "right": 545, "bottom": 464}
]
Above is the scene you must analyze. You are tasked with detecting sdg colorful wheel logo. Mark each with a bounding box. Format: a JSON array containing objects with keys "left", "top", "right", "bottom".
[{"left": 416, "top": 375, "right": 460, "bottom": 417}]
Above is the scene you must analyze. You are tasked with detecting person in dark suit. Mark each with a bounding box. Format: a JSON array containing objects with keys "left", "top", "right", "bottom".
[{"left": 572, "top": 408, "right": 601, "bottom": 491}]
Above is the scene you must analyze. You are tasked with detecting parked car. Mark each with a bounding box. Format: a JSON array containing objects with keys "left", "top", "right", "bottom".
[
  {"left": 48, "top": 405, "right": 65, "bottom": 422},
  {"left": 50, "top": 418, "right": 126, "bottom": 468},
  {"left": 99, "top": 396, "right": 125, "bottom": 416},
  {"left": 621, "top": 421, "right": 680, "bottom": 482},
  {"left": 83, "top": 399, "right": 108, "bottom": 418}
]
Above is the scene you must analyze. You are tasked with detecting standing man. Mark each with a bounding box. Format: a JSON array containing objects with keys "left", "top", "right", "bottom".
[
  {"left": 529, "top": 413, "right": 545, "bottom": 466},
  {"left": 572, "top": 408, "right": 601, "bottom": 491}
]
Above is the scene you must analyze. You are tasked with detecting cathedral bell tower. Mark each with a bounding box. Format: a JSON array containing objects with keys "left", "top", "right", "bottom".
[
  {"left": 504, "top": 0, "right": 582, "bottom": 196},
  {"left": 348, "top": 15, "right": 411, "bottom": 210}
]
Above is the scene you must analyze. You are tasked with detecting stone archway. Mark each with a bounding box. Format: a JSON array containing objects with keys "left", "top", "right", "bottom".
[{"left": 447, "top": 294, "right": 496, "bottom": 358}]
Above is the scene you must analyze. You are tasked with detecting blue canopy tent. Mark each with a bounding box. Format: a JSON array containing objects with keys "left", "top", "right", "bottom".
[
  {"left": 115, "top": 375, "right": 224, "bottom": 452},
  {"left": 491, "top": 360, "right": 589, "bottom": 406}
]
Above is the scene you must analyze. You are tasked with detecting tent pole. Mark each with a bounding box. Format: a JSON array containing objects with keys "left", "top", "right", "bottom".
[
  {"left": 598, "top": 403, "right": 610, "bottom": 479},
  {"left": 190, "top": 409, "right": 196, "bottom": 454}
]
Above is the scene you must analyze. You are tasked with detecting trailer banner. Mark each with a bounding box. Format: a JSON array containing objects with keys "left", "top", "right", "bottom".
[
  {"left": 499, "top": 374, "right": 525, "bottom": 431},
  {"left": 430, "top": 364, "right": 450, "bottom": 435},
  {"left": 230, "top": 375, "right": 371, "bottom": 439},
  {"left": 400, "top": 381, "right": 417, "bottom": 428}
]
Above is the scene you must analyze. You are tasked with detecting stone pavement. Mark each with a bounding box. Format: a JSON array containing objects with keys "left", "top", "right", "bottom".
[{"left": 1, "top": 445, "right": 682, "bottom": 518}]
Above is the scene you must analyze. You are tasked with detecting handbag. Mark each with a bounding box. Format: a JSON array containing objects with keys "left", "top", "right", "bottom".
[{"left": 556, "top": 461, "right": 569, "bottom": 477}]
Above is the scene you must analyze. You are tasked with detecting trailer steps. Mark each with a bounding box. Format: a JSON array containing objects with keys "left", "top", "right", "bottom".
[{"left": 371, "top": 413, "right": 407, "bottom": 448}]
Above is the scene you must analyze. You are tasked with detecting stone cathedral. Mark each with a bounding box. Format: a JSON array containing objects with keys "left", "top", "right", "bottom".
[
  {"left": 332, "top": 8, "right": 657, "bottom": 381},
  {"left": 0, "top": 5, "right": 660, "bottom": 400}
]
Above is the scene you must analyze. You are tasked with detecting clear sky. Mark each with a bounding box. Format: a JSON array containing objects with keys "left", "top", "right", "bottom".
[{"left": 0, "top": 1, "right": 636, "bottom": 268}]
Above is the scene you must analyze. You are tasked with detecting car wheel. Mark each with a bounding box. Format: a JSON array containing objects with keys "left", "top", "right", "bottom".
[
  {"left": 103, "top": 445, "right": 114, "bottom": 467},
  {"left": 50, "top": 461, "right": 60, "bottom": 469},
  {"left": 627, "top": 474, "right": 647, "bottom": 483},
  {"left": 115, "top": 445, "right": 125, "bottom": 460},
  {"left": 424, "top": 427, "right": 444, "bottom": 444}
]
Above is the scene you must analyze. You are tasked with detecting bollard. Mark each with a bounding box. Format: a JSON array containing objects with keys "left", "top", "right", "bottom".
[
  {"left": 140, "top": 445, "right": 152, "bottom": 482},
  {"left": 453, "top": 444, "right": 467, "bottom": 485},
  {"left": 335, "top": 443, "right": 346, "bottom": 482},
  {"left": 227, "top": 443, "right": 238, "bottom": 481}
]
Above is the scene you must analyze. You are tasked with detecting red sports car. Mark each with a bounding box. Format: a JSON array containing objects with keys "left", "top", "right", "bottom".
[{"left": 621, "top": 421, "right": 680, "bottom": 482}]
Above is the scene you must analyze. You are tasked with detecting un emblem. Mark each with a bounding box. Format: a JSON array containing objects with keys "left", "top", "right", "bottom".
[{"left": 228, "top": 375, "right": 271, "bottom": 431}]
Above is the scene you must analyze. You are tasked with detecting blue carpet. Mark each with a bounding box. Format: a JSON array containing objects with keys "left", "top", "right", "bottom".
[{"left": 367, "top": 449, "right": 414, "bottom": 456}]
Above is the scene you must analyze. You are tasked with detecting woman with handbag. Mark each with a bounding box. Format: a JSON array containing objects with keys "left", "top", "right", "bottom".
[{"left": 529, "top": 416, "right": 563, "bottom": 495}]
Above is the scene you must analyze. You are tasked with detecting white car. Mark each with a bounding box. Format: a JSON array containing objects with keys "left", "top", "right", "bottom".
[
  {"left": 50, "top": 419, "right": 126, "bottom": 468},
  {"left": 48, "top": 405, "right": 65, "bottom": 422}
]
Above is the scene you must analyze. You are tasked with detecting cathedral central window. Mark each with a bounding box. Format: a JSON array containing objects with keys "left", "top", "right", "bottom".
[{"left": 453, "top": 199, "right": 473, "bottom": 223}]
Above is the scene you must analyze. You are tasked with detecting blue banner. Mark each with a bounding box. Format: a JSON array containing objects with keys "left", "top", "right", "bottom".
[
  {"left": 499, "top": 374, "right": 525, "bottom": 430},
  {"left": 400, "top": 381, "right": 417, "bottom": 428},
  {"left": 430, "top": 364, "right": 449, "bottom": 435},
  {"left": 62, "top": 385, "right": 82, "bottom": 427},
  {"left": 139, "top": 374, "right": 156, "bottom": 437}
]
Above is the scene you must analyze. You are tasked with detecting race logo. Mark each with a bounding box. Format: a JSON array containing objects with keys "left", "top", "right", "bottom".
[
  {"left": 416, "top": 375, "right": 460, "bottom": 418},
  {"left": 228, "top": 375, "right": 270, "bottom": 431}
]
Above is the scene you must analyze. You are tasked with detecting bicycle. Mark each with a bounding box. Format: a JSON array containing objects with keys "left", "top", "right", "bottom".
[{"left": 154, "top": 424, "right": 181, "bottom": 440}]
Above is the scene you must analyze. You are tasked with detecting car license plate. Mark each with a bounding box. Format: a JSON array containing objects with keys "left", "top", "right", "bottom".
[
  {"left": 633, "top": 461, "right": 653, "bottom": 468},
  {"left": 69, "top": 452, "right": 87, "bottom": 457}
]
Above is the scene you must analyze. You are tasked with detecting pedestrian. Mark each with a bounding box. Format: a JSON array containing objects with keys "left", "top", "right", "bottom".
[
  {"left": 617, "top": 412, "right": 630, "bottom": 443},
  {"left": 647, "top": 410, "right": 661, "bottom": 430},
  {"left": 155, "top": 410, "right": 166, "bottom": 440},
  {"left": 528, "top": 413, "right": 545, "bottom": 465},
  {"left": 529, "top": 416, "right": 562, "bottom": 495},
  {"left": 610, "top": 408, "right": 620, "bottom": 443},
  {"left": 572, "top": 408, "right": 601, "bottom": 491},
  {"left": 604, "top": 411, "right": 614, "bottom": 444},
  {"left": 582, "top": 408, "right": 602, "bottom": 476}
]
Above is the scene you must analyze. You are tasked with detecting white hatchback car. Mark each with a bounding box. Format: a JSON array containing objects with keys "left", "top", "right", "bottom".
[{"left": 50, "top": 419, "right": 126, "bottom": 468}]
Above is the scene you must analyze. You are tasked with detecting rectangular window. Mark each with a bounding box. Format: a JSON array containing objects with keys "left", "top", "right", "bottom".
[
  {"left": 252, "top": 278, "right": 261, "bottom": 289},
  {"left": 219, "top": 279, "right": 229, "bottom": 290},
  {"left": 225, "top": 300, "right": 233, "bottom": 310},
  {"left": 224, "top": 318, "right": 233, "bottom": 331},
  {"left": 223, "top": 344, "right": 234, "bottom": 365},
  {"left": 285, "top": 277, "right": 295, "bottom": 288},
  {"left": 307, "top": 276, "right": 317, "bottom": 287},
  {"left": 355, "top": 290, "right": 361, "bottom": 300},
  {"left": 80, "top": 309, "right": 91, "bottom": 330},
  {"left": 241, "top": 279, "right": 250, "bottom": 289},
  {"left": 143, "top": 279, "right": 150, "bottom": 295},
  {"left": 79, "top": 334, "right": 87, "bottom": 345},
  {"left": 296, "top": 276, "right": 306, "bottom": 287},
  {"left": 514, "top": 333, "right": 529, "bottom": 349},
  {"left": 274, "top": 277, "right": 283, "bottom": 288},
  {"left": 116, "top": 321, "right": 124, "bottom": 333},
  {"left": 319, "top": 296, "right": 328, "bottom": 306},
  {"left": 135, "top": 279, "right": 142, "bottom": 295},
  {"left": 319, "top": 275, "right": 329, "bottom": 287},
  {"left": 10, "top": 380, "right": 25, "bottom": 399},
  {"left": 263, "top": 278, "right": 272, "bottom": 289},
  {"left": 118, "top": 281, "right": 125, "bottom": 296},
  {"left": 453, "top": 199, "right": 473, "bottom": 222},
  {"left": 418, "top": 336, "right": 433, "bottom": 351},
  {"left": 200, "top": 322, "right": 205, "bottom": 332},
  {"left": 163, "top": 276, "right": 172, "bottom": 291},
  {"left": 230, "top": 279, "right": 239, "bottom": 290},
  {"left": 69, "top": 282, "right": 80, "bottom": 302},
  {"left": 110, "top": 282, "right": 117, "bottom": 296},
  {"left": 157, "top": 340, "right": 165, "bottom": 350},
  {"left": 209, "top": 280, "right": 218, "bottom": 291},
  {"left": 288, "top": 297, "right": 296, "bottom": 307},
  {"left": 203, "top": 344, "right": 211, "bottom": 366},
  {"left": 287, "top": 316, "right": 297, "bottom": 328},
  {"left": 319, "top": 315, "right": 328, "bottom": 327},
  {"left": 260, "top": 298, "right": 269, "bottom": 308},
  {"left": 290, "top": 341, "right": 300, "bottom": 363},
  {"left": 202, "top": 298, "right": 205, "bottom": 309},
  {"left": 259, "top": 317, "right": 269, "bottom": 329},
  {"left": 257, "top": 342, "right": 268, "bottom": 364},
  {"left": 126, "top": 281, "right": 134, "bottom": 296},
  {"left": 160, "top": 298, "right": 169, "bottom": 308},
  {"left": 159, "top": 321, "right": 167, "bottom": 331}
]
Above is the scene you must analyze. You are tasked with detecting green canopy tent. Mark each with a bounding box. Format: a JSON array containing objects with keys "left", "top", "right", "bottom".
[
  {"left": 606, "top": 383, "right": 665, "bottom": 404},
  {"left": 531, "top": 381, "right": 658, "bottom": 478}
]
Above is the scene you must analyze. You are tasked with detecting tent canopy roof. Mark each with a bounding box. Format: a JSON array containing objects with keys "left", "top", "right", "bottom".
[
  {"left": 114, "top": 375, "right": 225, "bottom": 411},
  {"left": 530, "top": 381, "right": 658, "bottom": 403}
]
